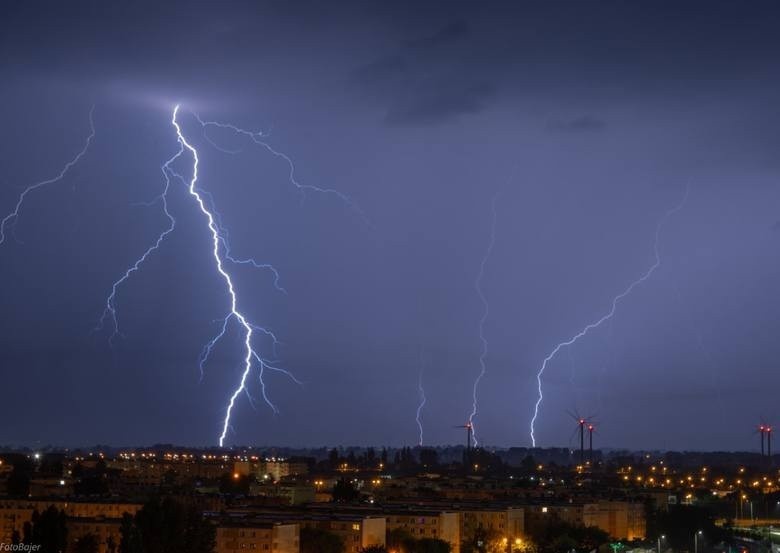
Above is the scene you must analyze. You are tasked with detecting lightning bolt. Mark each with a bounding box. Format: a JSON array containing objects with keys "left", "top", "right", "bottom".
[
  {"left": 193, "top": 189, "right": 287, "bottom": 382},
  {"left": 97, "top": 105, "right": 334, "bottom": 446},
  {"left": 182, "top": 178, "right": 287, "bottom": 294},
  {"left": 0, "top": 106, "right": 95, "bottom": 246},
  {"left": 468, "top": 192, "right": 499, "bottom": 446},
  {"left": 169, "top": 105, "right": 288, "bottom": 446},
  {"left": 529, "top": 185, "right": 689, "bottom": 446},
  {"left": 416, "top": 355, "right": 427, "bottom": 447}
]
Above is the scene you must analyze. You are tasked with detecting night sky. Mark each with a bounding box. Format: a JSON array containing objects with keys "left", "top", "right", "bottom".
[{"left": 2, "top": 1, "right": 780, "bottom": 450}]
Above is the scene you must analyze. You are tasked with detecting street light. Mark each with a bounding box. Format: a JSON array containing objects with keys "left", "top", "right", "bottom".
[
  {"left": 694, "top": 530, "right": 703, "bottom": 553},
  {"left": 657, "top": 534, "right": 666, "bottom": 553}
]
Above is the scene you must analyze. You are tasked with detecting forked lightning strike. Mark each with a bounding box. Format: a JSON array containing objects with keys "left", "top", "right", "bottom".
[
  {"left": 0, "top": 107, "right": 96, "bottom": 246},
  {"left": 98, "top": 105, "right": 357, "bottom": 446},
  {"left": 529, "top": 185, "right": 689, "bottom": 446},
  {"left": 96, "top": 107, "right": 292, "bottom": 444},
  {"left": 171, "top": 105, "right": 289, "bottom": 446},
  {"left": 468, "top": 193, "right": 499, "bottom": 446}
]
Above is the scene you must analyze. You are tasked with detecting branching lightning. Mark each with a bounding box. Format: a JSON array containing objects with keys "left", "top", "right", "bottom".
[
  {"left": 186, "top": 178, "right": 287, "bottom": 295},
  {"left": 171, "top": 105, "right": 288, "bottom": 446},
  {"left": 0, "top": 107, "right": 95, "bottom": 246},
  {"left": 191, "top": 113, "right": 368, "bottom": 224},
  {"left": 96, "top": 105, "right": 356, "bottom": 446},
  {"left": 468, "top": 192, "right": 499, "bottom": 446},
  {"left": 529, "top": 185, "right": 689, "bottom": 446}
]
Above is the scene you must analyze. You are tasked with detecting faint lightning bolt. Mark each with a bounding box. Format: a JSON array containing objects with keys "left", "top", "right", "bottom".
[
  {"left": 529, "top": 185, "right": 689, "bottom": 446},
  {"left": 0, "top": 106, "right": 95, "bottom": 246},
  {"left": 416, "top": 352, "right": 427, "bottom": 447},
  {"left": 198, "top": 315, "right": 230, "bottom": 380},
  {"left": 468, "top": 192, "right": 500, "bottom": 446},
  {"left": 95, "top": 142, "right": 180, "bottom": 344},
  {"left": 191, "top": 113, "right": 368, "bottom": 224}
]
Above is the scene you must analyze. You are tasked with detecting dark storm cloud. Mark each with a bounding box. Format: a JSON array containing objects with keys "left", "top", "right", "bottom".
[
  {"left": 384, "top": 82, "right": 495, "bottom": 126},
  {"left": 548, "top": 116, "right": 607, "bottom": 133},
  {"left": 355, "top": 20, "right": 471, "bottom": 84},
  {"left": 354, "top": 55, "right": 409, "bottom": 84},
  {"left": 404, "top": 19, "right": 470, "bottom": 50},
  {"left": 349, "top": 0, "right": 780, "bottom": 127},
  {"left": 353, "top": 19, "right": 493, "bottom": 125}
]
